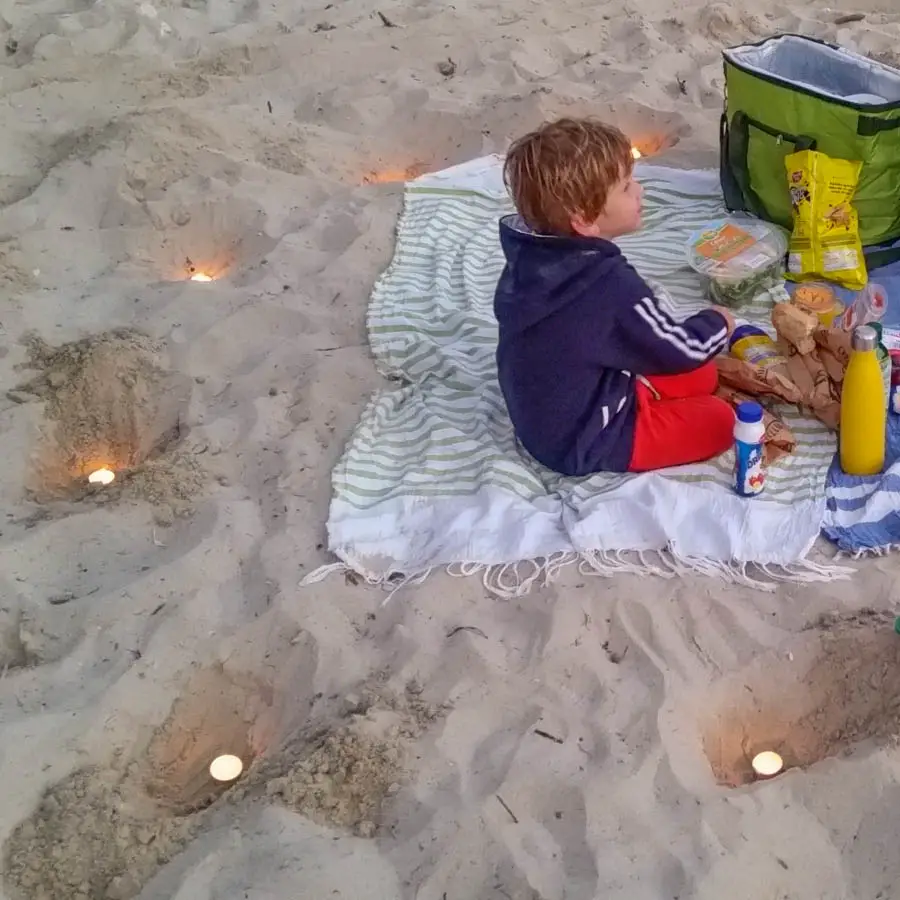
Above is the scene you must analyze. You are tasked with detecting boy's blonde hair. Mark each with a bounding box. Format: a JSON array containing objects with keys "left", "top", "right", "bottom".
[{"left": 504, "top": 118, "right": 634, "bottom": 235}]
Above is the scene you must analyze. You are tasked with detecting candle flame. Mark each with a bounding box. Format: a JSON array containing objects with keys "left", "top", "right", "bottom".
[
  {"left": 631, "top": 147, "right": 643, "bottom": 160},
  {"left": 751, "top": 750, "right": 783, "bottom": 778},
  {"left": 209, "top": 754, "right": 244, "bottom": 782},
  {"left": 190, "top": 272, "right": 213, "bottom": 282},
  {"left": 88, "top": 467, "right": 115, "bottom": 486}
]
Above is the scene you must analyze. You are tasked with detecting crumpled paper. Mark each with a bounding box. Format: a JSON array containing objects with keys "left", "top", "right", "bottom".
[
  {"left": 715, "top": 384, "right": 797, "bottom": 464},
  {"left": 715, "top": 355, "right": 803, "bottom": 405}
]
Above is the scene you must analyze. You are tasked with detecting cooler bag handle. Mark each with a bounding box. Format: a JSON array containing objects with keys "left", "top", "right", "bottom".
[
  {"left": 857, "top": 115, "right": 900, "bottom": 136},
  {"left": 856, "top": 114, "right": 900, "bottom": 265},
  {"left": 863, "top": 245, "right": 900, "bottom": 269},
  {"left": 724, "top": 111, "right": 816, "bottom": 220}
]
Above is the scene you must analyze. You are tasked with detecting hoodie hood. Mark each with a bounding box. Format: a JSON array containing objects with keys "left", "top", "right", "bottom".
[{"left": 496, "top": 215, "right": 623, "bottom": 332}]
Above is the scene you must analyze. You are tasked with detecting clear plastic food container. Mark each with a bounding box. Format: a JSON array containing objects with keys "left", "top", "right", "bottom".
[{"left": 687, "top": 217, "right": 788, "bottom": 308}]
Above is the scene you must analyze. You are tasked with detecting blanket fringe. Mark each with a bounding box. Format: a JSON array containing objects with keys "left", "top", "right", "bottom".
[
  {"left": 446, "top": 552, "right": 577, "bottom": 599},
  {"left": 577, "top": 549, "right": 853, "bottom": 593},
  {"left": 302, "top": 548, "right": 854, "bottom": 600},
  {"left": 836, "top": 543, "right": 900, "bottom": 560}
]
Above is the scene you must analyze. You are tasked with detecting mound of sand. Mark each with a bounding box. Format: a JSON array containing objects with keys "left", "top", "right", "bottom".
[{"left": 9, "top": 329, "right": 204, "bottom": 520}]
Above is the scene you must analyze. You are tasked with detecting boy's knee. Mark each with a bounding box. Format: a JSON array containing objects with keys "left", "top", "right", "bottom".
[
  {"left": 694, "top": 361, "right": 720, "bottom": 394},
  {"left": 709, "top": 397, "right": 737, "bottom": 450}
]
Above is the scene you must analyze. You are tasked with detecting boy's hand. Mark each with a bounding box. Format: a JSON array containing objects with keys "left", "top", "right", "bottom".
[{"left": 711, "top": 305, "right": 735, "bottom": 336}]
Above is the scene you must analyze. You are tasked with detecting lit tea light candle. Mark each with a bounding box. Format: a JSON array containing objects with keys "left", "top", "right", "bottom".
[
  {"left": 631, "top": 147, "right": 643, "bottom": 160},
  {"left": 190, "top": 272, "right": 213, "bottom": 282},
  {"left": 751, "top": 750, "right": 784, "bottom": 778},
  {"left": 88, "top": 467, "right": 115, "bottom": 486},
  {"left": 209, "top": 754, "right": 243, "bottom": 782}
]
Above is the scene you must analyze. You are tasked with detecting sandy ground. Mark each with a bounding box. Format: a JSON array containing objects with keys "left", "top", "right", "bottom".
[{"left": 3, "top": 0, "right": 900, "bottom": 898}]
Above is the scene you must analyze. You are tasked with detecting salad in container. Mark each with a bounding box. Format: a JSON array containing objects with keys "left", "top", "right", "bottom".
[{"left": 686, "top": 217, "right": 787, "bottom": 308}]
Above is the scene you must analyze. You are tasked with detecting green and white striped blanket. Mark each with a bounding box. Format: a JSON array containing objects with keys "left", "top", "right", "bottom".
[{"left": 316, "top": 157, "right": 847, "bottom": 594}]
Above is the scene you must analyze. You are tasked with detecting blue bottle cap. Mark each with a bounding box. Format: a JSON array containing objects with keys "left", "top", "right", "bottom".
[{"left": 736, "top": 401, "right": 763, "bottom": 424}]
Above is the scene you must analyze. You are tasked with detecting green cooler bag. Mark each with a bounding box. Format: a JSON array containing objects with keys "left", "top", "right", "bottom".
[{"left": 721, "top": 34, "right": 900, "bottom": 249}]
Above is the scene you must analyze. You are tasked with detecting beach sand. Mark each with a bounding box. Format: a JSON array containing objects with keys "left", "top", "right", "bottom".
[{"left": 2, "top": 0, "right": 900, "bottom": 898}]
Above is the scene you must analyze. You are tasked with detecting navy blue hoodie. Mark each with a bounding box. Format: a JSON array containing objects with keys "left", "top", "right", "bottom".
[{"left": 494, "top": 216, "right": 729, "bottom": 476}]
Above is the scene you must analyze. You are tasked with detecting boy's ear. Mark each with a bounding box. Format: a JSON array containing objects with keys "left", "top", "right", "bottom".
[{"left": 570, "top": 212, "right": 598, "bottom": 237}]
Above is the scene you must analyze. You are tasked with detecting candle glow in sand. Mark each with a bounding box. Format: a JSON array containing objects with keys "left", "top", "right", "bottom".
[
  {"left": 751, "top": 751, "right": 784, "bottom": 779},
  {"left": 209, "top": 754, "right": 244, "bottom": 782}
]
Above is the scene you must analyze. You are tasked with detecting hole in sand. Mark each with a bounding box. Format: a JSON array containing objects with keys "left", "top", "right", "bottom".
[
  {"left": 361, "top": 162, "right": 432, "bottom": 185},
  {"left": 583, "top": 101, "right": 687, "bottom": 159},
  {"left": 2, "top": 665, "right": 445, "bottom": 899},
  {"left": 701, "top": 610, "right": 900, "bottom": 786},
  {"left": 351, "top": 98, "right": 687, "bottom": 185},
  {"left": 128, "top": 193, "right": 278, "bottom": 283},
  {"left": 0, "top": 664, "right": 274, "bottom": 899},
  {"left": 142, "top": 665, "right": 267, "bottom": 816},
  {"left": 2, "top": 622, "right": 317, "bottom": 900},
  {"left": 11, "top": 329, "right": 203, "bottom": 520}
]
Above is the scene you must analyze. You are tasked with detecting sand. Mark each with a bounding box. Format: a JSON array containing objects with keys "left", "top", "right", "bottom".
[{"left": 2, "top": 0, "right": 900, "bottom": 898}]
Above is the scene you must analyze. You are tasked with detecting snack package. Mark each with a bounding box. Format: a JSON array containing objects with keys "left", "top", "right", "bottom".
[{"left": 784, "top": 149, "right": 867, "bottom": 291}]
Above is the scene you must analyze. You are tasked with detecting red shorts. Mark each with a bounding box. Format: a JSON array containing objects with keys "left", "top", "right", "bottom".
[{"left": 628, "top": 362, "right": 734, "bottom": 472}]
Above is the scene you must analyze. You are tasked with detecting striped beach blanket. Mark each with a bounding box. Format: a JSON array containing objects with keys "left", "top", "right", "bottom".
[{"left": 312, "top": 157, "right": 848, "bottom": 594}]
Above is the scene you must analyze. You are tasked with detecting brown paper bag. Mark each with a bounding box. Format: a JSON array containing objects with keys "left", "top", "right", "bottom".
[
  {"left": 772, "top": 302, "right": 819, "bottom": 355},
  {"left": 814, "top": 326, "right": 852, "bottom": 391},
  {"left": 715, "top": 355, "right": 803, "bottom": 405},
  {"left": 771, "top": 304, "right": 842, "bottom": 429}
]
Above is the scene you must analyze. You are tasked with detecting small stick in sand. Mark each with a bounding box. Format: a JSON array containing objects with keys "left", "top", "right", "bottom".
[
  {"left": 446, "top": 625, "right": 487, "bottom": 639},
  {"left": 377, "top": 11, "right": 396, "bottom": 27},
  {"left": 534, "top": 728, "right": 564, "bottom": 744},
  {"left": 495, "top": 794, "right": 518, "bottom": 824},
  {"left": 835, "top": 13, "right": 865, "bottom": 24}
]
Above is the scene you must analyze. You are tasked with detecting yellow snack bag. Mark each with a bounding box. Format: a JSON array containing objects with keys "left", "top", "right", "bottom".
[{"left": 784, "top": 149, "right": 867, "bottom": 291}]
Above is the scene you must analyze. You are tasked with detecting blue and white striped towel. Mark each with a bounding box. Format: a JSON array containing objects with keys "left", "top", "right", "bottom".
[{"left": 823, "top": 413, "right": 900, "bottom": 554}]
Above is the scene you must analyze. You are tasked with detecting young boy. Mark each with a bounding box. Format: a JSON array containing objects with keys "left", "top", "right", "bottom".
[{"left": 494, "top": 117, "right": 736, "bottom": 476}]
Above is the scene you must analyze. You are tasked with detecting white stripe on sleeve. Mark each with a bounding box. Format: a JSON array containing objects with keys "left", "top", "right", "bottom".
[
  {"left": 634, "top": 298, "right": 726, "bottom": 360},
  {"left": 636, "top": 296, "right": 727, "bottom": 353},
  {"left": 635, "top": 305, "right": 717, "bottom": 361}
]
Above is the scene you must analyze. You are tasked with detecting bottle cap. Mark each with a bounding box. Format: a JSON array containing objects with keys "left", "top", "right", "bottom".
[
  {"left": 736, "top": 401, "right": 763, "bottom": 424},
  {"left": 851, "top": 325, "right": 878, "bottom": 352}
]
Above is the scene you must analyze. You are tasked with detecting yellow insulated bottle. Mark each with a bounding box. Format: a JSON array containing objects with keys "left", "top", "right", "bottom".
[{"left": 840, "top": 325, "right": 886, "bottom": 476}]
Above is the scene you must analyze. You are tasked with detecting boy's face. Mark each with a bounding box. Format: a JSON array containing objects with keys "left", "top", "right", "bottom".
[{"left": 571, "top": 172, "right": 643, "bottom": 240}]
